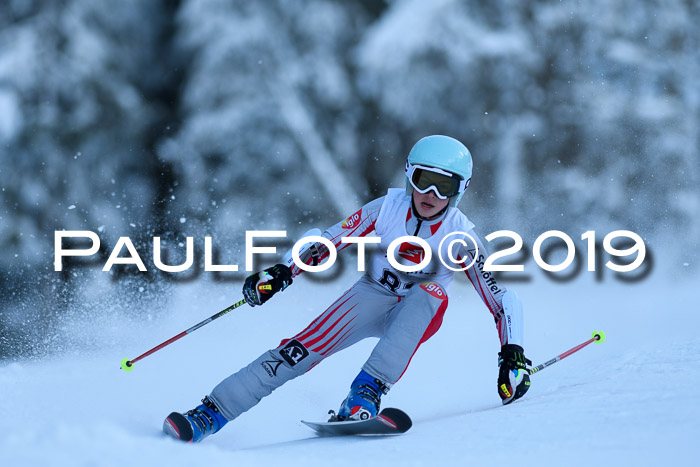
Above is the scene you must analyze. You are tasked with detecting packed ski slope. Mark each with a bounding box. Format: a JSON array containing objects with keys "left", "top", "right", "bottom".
[{"left": 1, "top": 265, "right": 698, "bottom": 467}]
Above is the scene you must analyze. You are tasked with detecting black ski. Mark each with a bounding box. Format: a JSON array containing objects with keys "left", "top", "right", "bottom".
[{"left": 301, "top": 408, "right": 412, "bottom": 436}]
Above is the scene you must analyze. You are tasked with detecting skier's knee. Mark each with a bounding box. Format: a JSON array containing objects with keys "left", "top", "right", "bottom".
[{"left": 269, "top": 338, "right": 315, "bottom": 374}]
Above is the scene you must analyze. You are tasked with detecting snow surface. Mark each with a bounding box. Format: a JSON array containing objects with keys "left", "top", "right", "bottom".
[{"left": 1, "top": 265, "right": 698, "bottom": 467}]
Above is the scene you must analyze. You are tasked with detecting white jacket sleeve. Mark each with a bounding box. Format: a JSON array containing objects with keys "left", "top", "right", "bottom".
[
  {"left": 457, "top": 229, "right": 523, "bottom": 347},
  {"left": 282, "top": 197, "right": 385, "bottom": 277}
]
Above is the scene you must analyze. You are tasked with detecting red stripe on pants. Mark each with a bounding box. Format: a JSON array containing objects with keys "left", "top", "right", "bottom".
[{"left": 396, "top": 297, "right": 449, "bottom": 381}]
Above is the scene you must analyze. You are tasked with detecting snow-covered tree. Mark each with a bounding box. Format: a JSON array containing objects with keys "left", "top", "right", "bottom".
[
  {"left": 158, "top": 0, "right": 371, "bottom": 243},
  {"left": 0, "top": 0, "right": 179, "bottom": 358},
  {"left": 355, "top": 0, "right": 700, "bottom": 248}
]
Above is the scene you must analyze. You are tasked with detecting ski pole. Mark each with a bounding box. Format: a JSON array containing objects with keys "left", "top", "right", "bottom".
[
  {"left": 120, "top": 298, "right": 248, "bottom": 372},
  {"left": 529, "top": 330, "right": 606, "bottom": 375}
]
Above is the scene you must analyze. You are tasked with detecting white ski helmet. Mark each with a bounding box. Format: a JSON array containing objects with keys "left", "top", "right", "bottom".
[{"left": 405, "top": 135, "right": 473, "bottom": 207}]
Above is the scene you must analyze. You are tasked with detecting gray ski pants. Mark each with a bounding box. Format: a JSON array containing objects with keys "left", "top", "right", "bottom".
[{"left": 209, "top": 275, "right": 449, "bottom": 421}]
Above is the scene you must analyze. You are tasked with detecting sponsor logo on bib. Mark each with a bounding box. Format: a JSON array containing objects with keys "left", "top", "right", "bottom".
[{"left": 397, "top": 242, "right": 425, "bottom": 264}]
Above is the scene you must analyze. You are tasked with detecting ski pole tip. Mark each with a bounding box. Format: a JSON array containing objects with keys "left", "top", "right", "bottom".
[
  {"left": 592, "top": 330, "right": 606, "bottom": 343},
  {"left": 121, "top": 357, "right": 135, "bottom": 372}
]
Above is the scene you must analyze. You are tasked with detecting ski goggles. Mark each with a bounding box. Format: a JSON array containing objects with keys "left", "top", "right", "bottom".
[{"left": 405, "top": 163, "right": 468, "bottom": 199}]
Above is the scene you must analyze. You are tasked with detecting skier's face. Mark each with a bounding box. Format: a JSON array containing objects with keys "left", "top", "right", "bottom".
[{"left": 412, "top": 189, "right": 449, "bottom": 219}]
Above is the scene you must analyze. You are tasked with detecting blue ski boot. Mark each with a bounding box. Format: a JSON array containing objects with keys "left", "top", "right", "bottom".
[
  {"left": 335, "top": 370, "right": 390, "bottom": 421},
  {"left": 163, "top": 396, "right": 228, "bottom": 443}
]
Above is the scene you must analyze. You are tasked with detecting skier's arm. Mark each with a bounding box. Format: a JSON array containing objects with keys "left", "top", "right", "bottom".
[
  {"left": 458, "top": 230, "right": 515, "bottom": 345},
  {"left": 283, "top": 196, "right": 384, "bottom": 278},
  {"left": 457, "top": 230, "right": 531, "bottom": 405},
  {"left": 243, "top": 198, "right": 384, "bottom": 306}
]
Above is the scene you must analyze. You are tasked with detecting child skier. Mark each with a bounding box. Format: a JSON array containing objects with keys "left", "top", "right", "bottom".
[{"left": 163, "top": 135, "right": 531, "bottom": 442}]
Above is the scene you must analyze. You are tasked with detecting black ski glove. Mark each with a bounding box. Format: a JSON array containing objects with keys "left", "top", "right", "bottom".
[
  {"left": 243, "top": 264, "right": 293, "bottom": 307},
  {"left": 497, "top": 344, "right": 532, "bottom": 405}
]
